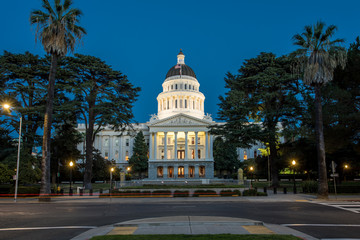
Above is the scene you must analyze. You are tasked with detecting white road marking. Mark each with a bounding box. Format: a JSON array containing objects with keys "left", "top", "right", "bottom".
[
  {"left": 282, "top": 224, "right": 360, "bottom": 227},
  {"left": 314, "top": 202, "right": 360, "bottom": 214},
  {"left": 0, "top": 226, "right": 96, "bottom": 231}
]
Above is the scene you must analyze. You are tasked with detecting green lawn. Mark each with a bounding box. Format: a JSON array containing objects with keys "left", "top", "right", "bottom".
[{"left": 91, "top": 234, "right": 302, "bottom": 240}]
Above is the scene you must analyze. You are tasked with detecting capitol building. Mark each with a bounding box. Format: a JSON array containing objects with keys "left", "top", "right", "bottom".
[{"left": 77, "top": 50, "right": 263, "bottom": 180}]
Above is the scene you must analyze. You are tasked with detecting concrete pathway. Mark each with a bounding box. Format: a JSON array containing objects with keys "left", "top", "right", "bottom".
[{"left": 71, "top": 216, "right": 319, "bottom": 240}]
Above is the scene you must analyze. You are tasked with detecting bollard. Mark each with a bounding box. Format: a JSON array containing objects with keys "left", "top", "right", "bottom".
[
  {"left": 283, "top": 187, "right": 287, "bottom": 194},
  {"left": 273, "top": 187, "right": 277, "bottom": 194},
  {"left": 90, "top": 189, "right": 93, "bottom": 196},
  {"left": 80, "top": 188, "right": 83, "bottom": 196},
  {"left": 263, "top": 187, "right": 267, "bottom": 194}
]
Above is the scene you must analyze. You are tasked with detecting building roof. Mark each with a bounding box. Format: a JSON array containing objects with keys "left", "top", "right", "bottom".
[{"left": 165, "top": 64, "right": 197, "bottom": 79}]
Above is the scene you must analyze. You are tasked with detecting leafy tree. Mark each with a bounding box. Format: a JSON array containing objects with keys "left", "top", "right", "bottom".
[
  {"left": 292, "top": 21, "right": 346, "bottom": 198},
  {"left": 64, "top": 54, "right": 140, "bottom": 189},
  {"left": 50, "top": 122, "right": 83, "bottom": 184},
  {"left": 213, "top": 137, "right": 239, "bottom": 177},
  {"left": 0, "top": 163, "right": 13, "bottom": 184},
  {"left": 30, "top": 0, "right": 86, "bottom": 196},
  {"left": 213, "top": 53, "right": 301, "bottom": 186},
  {"left": 92, "top": 149, "right": 114, "bottom": 181},
  {"left": 0, "top": 127, "right": 16, "bottom": 163},
  {"left": 129, "top": 131, "right": 148, "bottom": 177},
  {"left": 0, "top": 51, "right": 48, "bottom": 155}
]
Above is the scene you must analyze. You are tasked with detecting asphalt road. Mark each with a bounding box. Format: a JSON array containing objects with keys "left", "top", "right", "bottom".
[{"left": 0, "top": 198, "right": 359, "bottom": 240}]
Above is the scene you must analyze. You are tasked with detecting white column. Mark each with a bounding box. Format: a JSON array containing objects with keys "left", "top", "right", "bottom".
[
  {"left": 149, "top": 132, "right": 153, "bottom": 159},
  {"left": 164, "top": 132, "right": 168, "bottom": 160},
  {"left": 174, "top": 132, "right": 178, "bottom": 160},
  {"left": 210, "top": 135, "right": 213, "bottom": 159},
  {"left": 195, "top": 132, "right": 198, "bottom": 160},
  {"left": 154, "top": 132, "right": 157, "bottom": 160},
  {"left": 205, "top": 132, "right": 209, "bottom": 159},
  {"left": 185, "top": 132, "right": 188, "bottom": 160}
]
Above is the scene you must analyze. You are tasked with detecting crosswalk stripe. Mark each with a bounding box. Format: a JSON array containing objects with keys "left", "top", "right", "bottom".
[{"left": 316, "top": 202, "right": 360, "bottom": 214}]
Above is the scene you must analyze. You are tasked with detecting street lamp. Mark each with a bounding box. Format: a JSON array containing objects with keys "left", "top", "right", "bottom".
[
  {"left": 249, "top": 166, "right": 254, "bottom": 189},
  {"left": 344, "top": 164, "right": 349, "bottom": 181},
  {"left": 110, "top": 167, "right": 114, "bottom": 193},
  {"left": 69, "top": 161, "right": 74, "bottom": 196},
  {"left": 2, "top": 104, "right": 22, "bottom": 202},
  {"left": 292, "top": 160, "right": 297, "bottom": 194},
  {"left": 126, "top": 166, "right": 131, "bottom": 172}
]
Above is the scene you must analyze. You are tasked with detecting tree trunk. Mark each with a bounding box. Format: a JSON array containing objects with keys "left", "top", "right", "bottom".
[
  {"left": 269, "top": 136, "right": 279, "bottom": 187},
  {"left": 40, "top": 54, "right": 59, "bottom": 200},
  {"left": 314, "top": 84, "right": 328, "bottom": 198},
  {"left": 83, "top": 103, "right": 95, "bottom": 190}
]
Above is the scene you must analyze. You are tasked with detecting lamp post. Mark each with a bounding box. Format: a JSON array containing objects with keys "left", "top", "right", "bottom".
[
  {"left": 249, "top": 166, "right": 254, "bottom": 189},
  {"left": 110, "top": 167, "right": 114, "bottom": 193},
  {"left": 69, "top": 161, "right": 74, "bottom": 196},
  {"left": 344, "top": 164, "right": 349, "bottom": 181},
  {"left": 2, "top": 104, "right": 22, "bottom": 202},
  {"left": 292, "top": 160, "right": 297, "bottom": 194}
]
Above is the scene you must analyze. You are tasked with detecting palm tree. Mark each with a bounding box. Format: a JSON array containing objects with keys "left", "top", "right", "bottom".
[
  {"left": 292, "top": 21, "right": 346, "bottom": 198},
  {"left": 30, "top": 0, "right": 86, "bottom": 198}
]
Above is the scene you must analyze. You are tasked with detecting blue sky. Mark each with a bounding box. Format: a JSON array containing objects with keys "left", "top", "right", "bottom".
[{"left": 1, "top": 0, "right": 359, "bottom": 123}]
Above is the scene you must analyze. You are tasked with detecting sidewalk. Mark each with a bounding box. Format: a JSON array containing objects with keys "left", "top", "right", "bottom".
[{"left": 71, "top": 216, "right": 319, "bottom": 240}]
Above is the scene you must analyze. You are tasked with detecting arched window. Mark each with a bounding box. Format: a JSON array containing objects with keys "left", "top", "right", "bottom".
[
  {"left": 199, "top": 166, "right": 205, "bottom": 177},
  {"left": 178, "top": 166, "right": 184, "bottom": 178},
  {"left": 189, "top": 166, "right": 194, "bottom": 178},
  {"left": 175, "top": 100, "right": 178, "bottom": 108},
  {"left": 189, "top": 84, "right": 191, "bottom": 90},
  {"left": 168, "top": 166, "right": 174, "bottom": 178},
  {"left": 180, "top": 99, "right": 183, "bottom": 108},
  {"left": 167, "top": 100, "right": 169, "bottom": 109},
  {"left": 175, "top": 84, "right": 178, "bottom": 90},
  {"left": 184, "top": 99, "right": 187, "bottom": 108},
  {"left": 185, "top": 84, "right": 187, "bottom": 89},
  {"left": 157, "top": 167, "right": 163, "bottom": 178},
  {"left": 171, "top": 85, "right": 173, "bottom": 90}
]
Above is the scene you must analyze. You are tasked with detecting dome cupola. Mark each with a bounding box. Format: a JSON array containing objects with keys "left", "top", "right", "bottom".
[{"left": 156, "top": 50, "right": 205, "bottom": 120}]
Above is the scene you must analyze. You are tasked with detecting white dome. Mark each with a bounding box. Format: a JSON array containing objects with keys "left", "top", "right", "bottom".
[{"left": 157, "top": 51, "right": 205, "bottom": 120}]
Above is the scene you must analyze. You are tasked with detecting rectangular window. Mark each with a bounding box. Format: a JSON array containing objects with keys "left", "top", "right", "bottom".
[
  {"left": 115, "top": 150, "right": 119, "bottom": 160},
  {"left": 191, "top": 137, "right": 195, "bottom": 145},
  {"left": 243, "top": 150, "right": 247, "bottom": 160},
  {"left": 115, "top": 138, "right": 119, "bottom": 146},
  {"left": 125, "top": 151, "right": 129, "bottom": 161},
  {"left": 254, "top": 150, "right": 257, "bottom": 158},
  {"left": 105, "top": 151, "right": 109, "bottom": 160},
  {"left": 104, "top": 138, "right": 109, "bottom": 147},
  {"left": 126, "top": 139, "right": 129, "bottom": 146}
]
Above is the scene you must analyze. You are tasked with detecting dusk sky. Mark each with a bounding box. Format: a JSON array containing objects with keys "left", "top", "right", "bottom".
[{"left": 1, "top": 0, "right": 359, "bottom": 123}]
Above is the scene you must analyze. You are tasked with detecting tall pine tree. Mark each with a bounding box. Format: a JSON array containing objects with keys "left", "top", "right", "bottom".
[{"left": 129, "top": 131, "right": 148, "bottom": 177}]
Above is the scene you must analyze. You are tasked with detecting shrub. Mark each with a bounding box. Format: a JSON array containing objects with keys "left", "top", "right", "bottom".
[
  {"left": 220, "top": 190, "right": 240, "bottom": 197},
  {"left": 242, "top": 189, "right": 257, "bottom": 196},
  {"left": 152, "top": 190, "right": 172, "bottom": 196},
  {"left": 301, "top": 181, "right": 318, "bottom": 193},
  {"left": 174, "top": 190, "right": 189, "bottom": 197},
  {"left": 192, "top": 189, "right": 217, "bottom": 197}
]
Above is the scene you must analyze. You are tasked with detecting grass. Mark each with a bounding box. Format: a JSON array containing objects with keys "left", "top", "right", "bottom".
[{"left": 90, "top": 234, "right": 302, "bottom": 240}]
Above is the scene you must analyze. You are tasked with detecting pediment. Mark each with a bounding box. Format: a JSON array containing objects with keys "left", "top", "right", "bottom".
[{"left": 148, "top": 113, "right": 211, "bottom": 127}]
